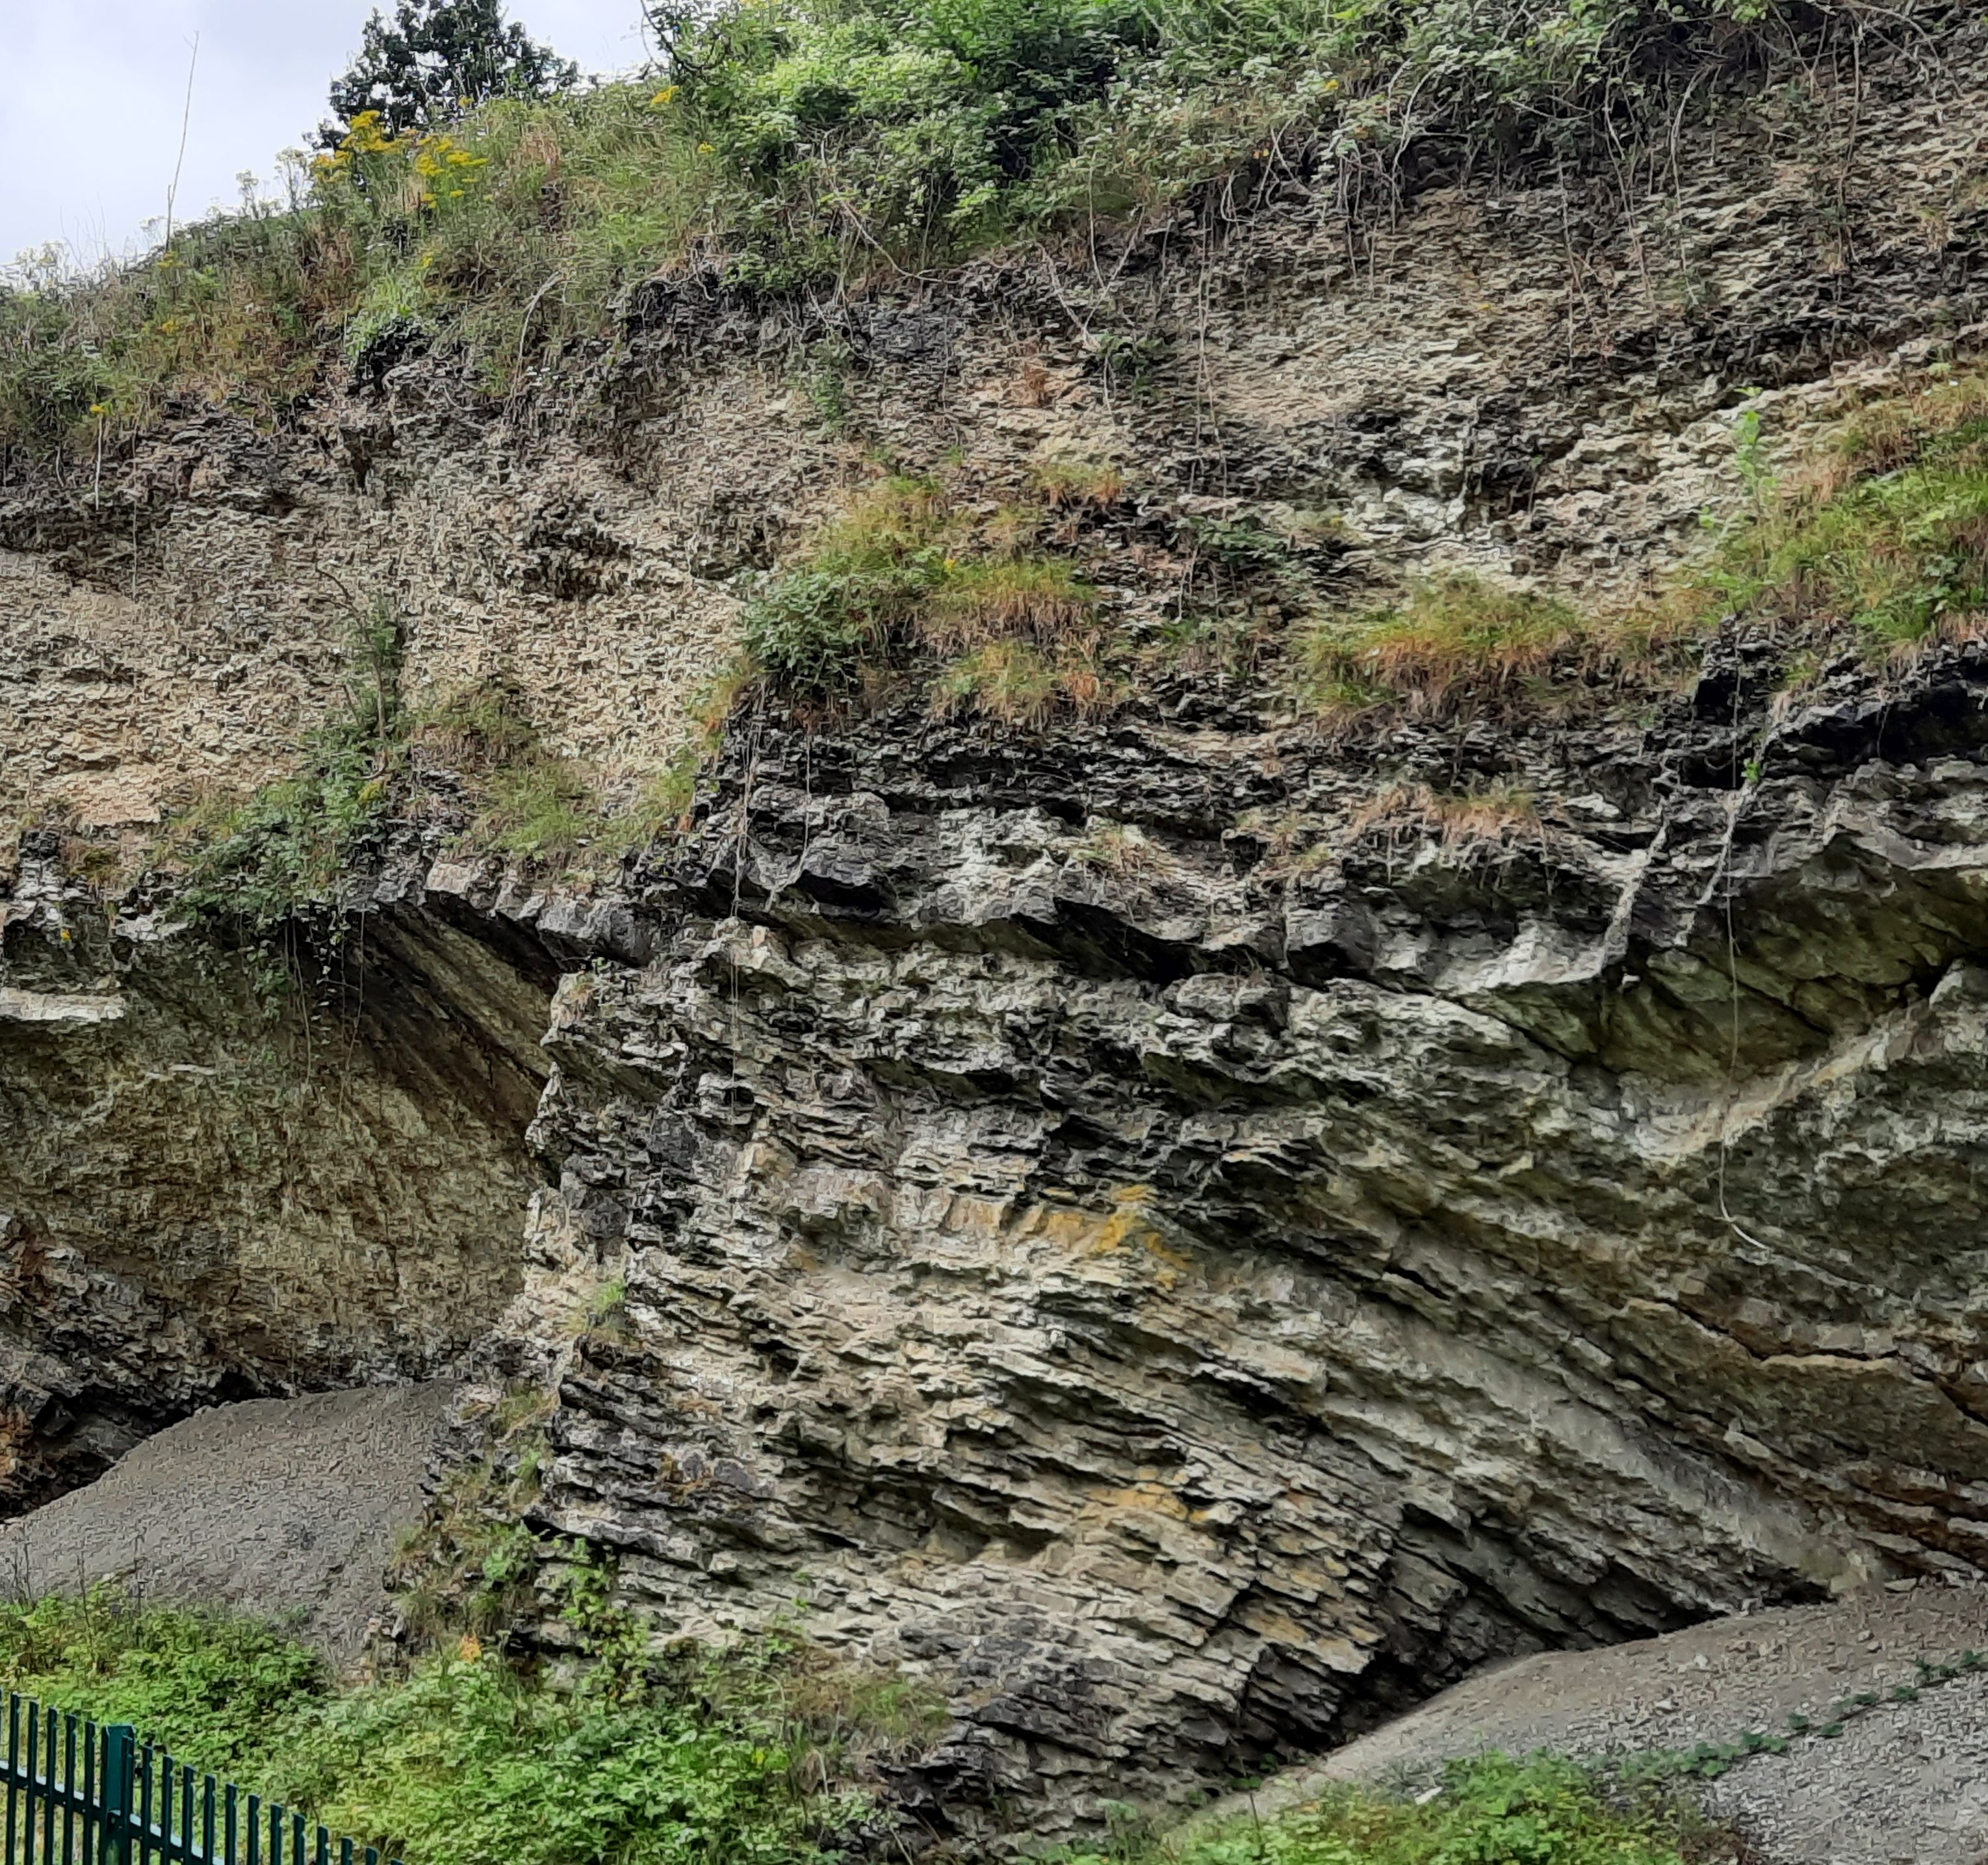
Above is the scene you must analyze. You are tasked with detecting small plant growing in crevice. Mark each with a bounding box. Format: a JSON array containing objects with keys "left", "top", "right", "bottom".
[
  {"left": 1344, "top": 781, "right": 1545, "bottom": 864},
  {"left": 410, "top": 673, "right": 614, "bottom": 867},
  {"left": 1076, "top": 820, "right": 1172, "bottom": 881},
  {"left": 385, "top": 1421, "right": 551, "bottom": 1654},
  {"left": 1032, "top": 458, "right": 1127, "bottom": 510}
]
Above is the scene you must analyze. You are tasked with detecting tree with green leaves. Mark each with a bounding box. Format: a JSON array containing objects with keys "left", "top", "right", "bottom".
[{"left": 321, "top": 0, "right": 579, "bottom": 146}]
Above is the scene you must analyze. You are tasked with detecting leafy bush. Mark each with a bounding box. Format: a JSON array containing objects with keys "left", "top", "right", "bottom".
[
  {"left": 0, "top": 1593, "right": 325, "bottom": 1782},
  {"left": 286, "top": 1656, "right": 851, "bottom": 1865},
  {"left": 322, "top": 0, "right": 578, "bottom": 146},
  {"left": 0, "top": 1589, "right": 928, "bottom": 1865}
]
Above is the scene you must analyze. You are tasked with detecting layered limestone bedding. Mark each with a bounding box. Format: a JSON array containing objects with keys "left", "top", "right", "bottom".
[
  {"left": 4, "top": 12, "right": 1988, "bottom": 1843},
  {"left": 478, "top": 660, "right": 1988, "bottom": 1825}
]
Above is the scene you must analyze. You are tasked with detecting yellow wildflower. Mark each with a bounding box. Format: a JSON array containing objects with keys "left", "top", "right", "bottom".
[
  {"left": 697, "top": 141, "right": 716, "bottom": 154},
  {"left": 649, "top": 84, "right": 680, "bottom": 108},
  {"left": 342, "top": 110, "right": 396, "bottom": 155}
]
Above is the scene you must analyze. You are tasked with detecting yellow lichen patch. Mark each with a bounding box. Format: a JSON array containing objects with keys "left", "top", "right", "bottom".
[
  {"left": 1091, "top": 1184, "right": 1162, "bottom": 1257},
  {"left": 1085, "top": 1481, "right": 1194, "bottom": 1522},
  {"left": 1015, "top": 1185, "right": 1161, "bottom": 1256}
]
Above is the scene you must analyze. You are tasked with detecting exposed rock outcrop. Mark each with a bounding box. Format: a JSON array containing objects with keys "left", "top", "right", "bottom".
[
  {"left": 0, "top": 846, "right": 551, "bottom": 1502},
  {"left": 441, "top": 641, "right": 1988, "bottom": 1834},
  {"left": 5, "top": 10, "right": 1988, "bottom": 1846}
]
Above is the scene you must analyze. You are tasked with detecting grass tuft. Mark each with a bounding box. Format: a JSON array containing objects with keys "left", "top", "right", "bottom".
[
  {"left": 1293, "top": 576, "right": 1588, "bottom": 724},
  {"left": 1690, "top": 372, "right": 1988, "bottom": 660},
  {"left": 923, "top": 557, "right": 1100, "bottom": 649},
  {"left": 743, "top": 473, "right": 1111, "bottom": 718}
]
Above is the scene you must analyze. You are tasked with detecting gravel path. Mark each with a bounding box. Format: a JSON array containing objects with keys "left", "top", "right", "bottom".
[
  {"left": 1196, "top": 1587, "right": 1988, "bottom": 1864},
  {"left": 0, "top": 1385, "right": 454, "bottom": 1660}
]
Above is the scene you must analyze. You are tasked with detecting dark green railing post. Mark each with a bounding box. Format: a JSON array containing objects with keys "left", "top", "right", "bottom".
[{"left": 101, "top": 1727, "right": 134, "bottom": 1865}]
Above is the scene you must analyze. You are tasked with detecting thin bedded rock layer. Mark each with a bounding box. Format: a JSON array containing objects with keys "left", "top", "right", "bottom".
[
  {"left": 4, "top": 10, "right": 1988, "bottom": 1840},
  {"left": 446, "top": 645, "right": 1988, "bottom": 1834}
]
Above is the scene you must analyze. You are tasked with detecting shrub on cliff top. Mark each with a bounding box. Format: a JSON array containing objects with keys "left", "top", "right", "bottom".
[
  {"left": 321, "top": 0, "right": 578, "bottom": 146},
  {"left": 0, "top": 0, "right": 1826, "bottom": 448}
]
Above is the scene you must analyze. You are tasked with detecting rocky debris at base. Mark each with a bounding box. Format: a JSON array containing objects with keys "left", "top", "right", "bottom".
[
  {"left": 1204, "top": 1585, "right": 1988, "bottom": 1865},
  {"left": 0, "top": 1384, "right": 456, "bottom": 1659}
]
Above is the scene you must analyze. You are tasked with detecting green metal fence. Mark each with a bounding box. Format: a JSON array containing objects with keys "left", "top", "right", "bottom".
[{"left": 0, "top": 1695, "right": 402, "bottom": 1865}]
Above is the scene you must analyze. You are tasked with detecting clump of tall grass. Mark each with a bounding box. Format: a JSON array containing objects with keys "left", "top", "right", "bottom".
[
  {"left": 1293, "top": 575, "right": 1590, "bottom": 724},
  {"left": 1692, "top": 371, "right": 1988, "bottom": 660},
  {"left": 742, "top": 473, "right": 1112, "bottom": 720}
]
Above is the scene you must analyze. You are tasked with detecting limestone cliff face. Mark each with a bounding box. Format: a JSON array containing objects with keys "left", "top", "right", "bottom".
[
  {"left": 480, "top": 649, "right": 1988, "bottom": 1830},
  {"left": 6, "top": 16, "right": 1988, "bottom": 1840}
]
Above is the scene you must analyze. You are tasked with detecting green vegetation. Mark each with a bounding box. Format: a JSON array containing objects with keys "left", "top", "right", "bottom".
[
  {"left": 0, "top": 0, "right": 1807, "bottom": 449},
  {"left": 410, "top": 676, "right": 597, "bottom": 863},
  {"left": 0, "top": 1584, "right": 941, "bottom": 1865},
  {"left": 1690, "top": 370, "right": 1988, "bottom": 659},
  {"left": 385, "top": 1416, "right": 552, "bottom": 1652},
  {"left": 153, "top": 640, "right": 723, "bottom": 923},
  {"left": 323, "top": 0, "right": 578, "bottom": 146},
  {"left": 166, "top": 599, "right": 407, "bottom": 932},
  {"left": 743, "top": 473, "right": 1113, "bottom": 717},
  {"left": 1067, "top": 1753, "right": 1729, "bottom": 1865},
  {"left": 1289, "top": 369, "right": 1988, "bottom": 729},
  {"left": 1293, "top": 575, "right": 1589, "bottom": 724},
  {"left": 0, "top": 1589, "right": 1742, "bottom": 1865}
]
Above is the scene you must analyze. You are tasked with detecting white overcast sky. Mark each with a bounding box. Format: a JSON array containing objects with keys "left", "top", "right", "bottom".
[{"left": 4, "top": 1, "right": 656, "bottom": 270}]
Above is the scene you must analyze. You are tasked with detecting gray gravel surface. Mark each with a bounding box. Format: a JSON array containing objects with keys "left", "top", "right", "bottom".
[
  {"left": 0, "top": 1385, "right": 454, "bottom": 1659},
  {"left": 1196, "top": 1588, "right": 1988, "bottom": 1864}
]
